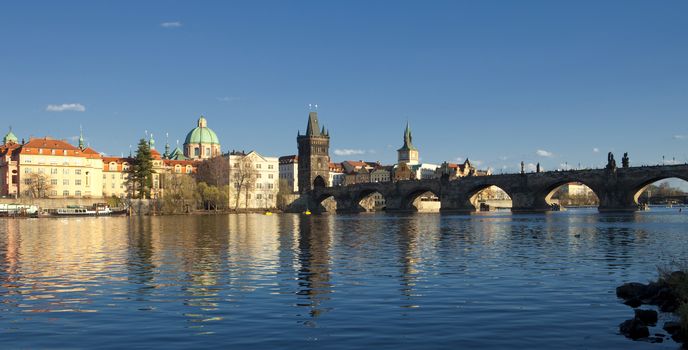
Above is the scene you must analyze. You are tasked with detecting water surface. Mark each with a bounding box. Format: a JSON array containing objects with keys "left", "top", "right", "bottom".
[{"left": 1, "top": 209, "right": 686, "bottom": 349}]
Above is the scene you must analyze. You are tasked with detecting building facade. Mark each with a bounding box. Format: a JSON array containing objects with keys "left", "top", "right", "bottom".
[
  {"left": 297, "top": 112, "right": 330, "bottom": 194},
  {"left": 228, "top": 151, "right": 279, "bottom": 209},
  {"left": 278, "top": 155, "right": 299, "bottom": 193}
]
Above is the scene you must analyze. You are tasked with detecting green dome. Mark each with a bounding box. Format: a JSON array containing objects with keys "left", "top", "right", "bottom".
[
  {"left": 3, "top": 129, "right": 18, "bottom": 144},
  {"left": 184, "top": 116, "right": 220, "bottom": 145}
]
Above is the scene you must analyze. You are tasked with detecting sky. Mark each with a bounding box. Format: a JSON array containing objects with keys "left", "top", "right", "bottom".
[{"left": 1, "top": 0, "right": 687, "bottom": 175}]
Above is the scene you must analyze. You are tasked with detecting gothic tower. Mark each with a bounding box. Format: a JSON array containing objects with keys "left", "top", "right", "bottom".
[
  {"left": 397, "top": 122, "right": 419, "bottom": 165},
  {"left": 297, "top": 111, "right": 330, "bottom": 194}
]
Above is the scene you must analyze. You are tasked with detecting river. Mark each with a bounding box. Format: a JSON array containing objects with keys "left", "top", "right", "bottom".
[{"left": 0, "top": 209, "right": 686, "bottom": 349}]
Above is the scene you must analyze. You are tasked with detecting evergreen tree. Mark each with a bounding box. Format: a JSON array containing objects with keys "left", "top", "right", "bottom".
[{"left": 128, "top": 138, "right": 154, "bottom": 199}]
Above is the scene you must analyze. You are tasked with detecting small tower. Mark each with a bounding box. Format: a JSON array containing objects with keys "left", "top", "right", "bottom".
[
  {"left": 149, "top": 133, "right": 156, "bottom": 150},
  {"left": 297, "top": 111, "right": 330, "bottom": 193},
  {"left": 397, "top": 122, "right": 419, "bottom": 165},
  {"left": 78, "top": 126, "right": 85, "bottom": 150},
  {"left": 163, "top": 132, "right": 170, "bottom": 159}
]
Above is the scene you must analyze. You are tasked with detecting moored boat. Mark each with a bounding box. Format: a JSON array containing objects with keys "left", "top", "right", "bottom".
[{"left": 52, "top": 203, "right": 113, "bottom": 217}]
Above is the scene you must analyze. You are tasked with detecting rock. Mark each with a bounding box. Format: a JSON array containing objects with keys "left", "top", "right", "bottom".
[
  {"left": 651, "top": 288, "right": 680, "bottom": 312},
  {"left": 634, "top": 309, "right": 658, "bottom": 325},
  {"left": 617, "top": 282, "right": 648, "bottom": 301},
  {"left": 663, "top": 321, "right": 681, "bottom": 335},
  {"left": 620, "top": 318, "right": 650, "bottom": 340},
  {"left": 623, "top": 298, "right": 642, "bottom": 308}
]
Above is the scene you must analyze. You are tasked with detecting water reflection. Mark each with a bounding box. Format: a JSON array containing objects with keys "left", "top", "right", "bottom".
[{"left": 0, "top": 210, "right": 686, "bottom": 349}]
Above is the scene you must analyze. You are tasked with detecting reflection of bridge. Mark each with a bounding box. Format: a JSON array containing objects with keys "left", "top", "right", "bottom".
[{"left": 311, "top": 164, "right": 688, "bottom": 213}]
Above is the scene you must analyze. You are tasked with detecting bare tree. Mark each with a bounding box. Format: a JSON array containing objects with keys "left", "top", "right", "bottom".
[
  {"left": 25, "top": 173, "right": 53, "bottom": 198},
  {"left": 195, "top": 155, "right": 229, "bottom": 187},
  {"left": 230, "top": 156, "right": 257, "bottom": 210},
  {"left": 162, "top": 174, "right": 199, "bottom": 214}
]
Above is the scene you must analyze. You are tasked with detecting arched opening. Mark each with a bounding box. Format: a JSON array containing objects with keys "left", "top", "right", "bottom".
[
  {"left": 316, "top": 194, "right": 337, "bottom": 213},
  {"left": 634, "top": 177, "right": 688, "bottom": 208},
  {"left": 407, "top": 190, "right": 441, "bottom": 212},
  {"left": 546, "top": 182, "right": 599, "bottom": 210},
  {"left": 356, "top": 190, "right": 386, "bottom": 212},
  {"left": 313, "top": 176, "right": 326, "bottom": 188},
  {"left": 469, "top": 185, "right": 512, "bottom": 211}
]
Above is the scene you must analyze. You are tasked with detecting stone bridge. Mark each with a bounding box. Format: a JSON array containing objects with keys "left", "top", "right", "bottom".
[{"left": 310, "top": 164, "right": 688, "bottom": 213}]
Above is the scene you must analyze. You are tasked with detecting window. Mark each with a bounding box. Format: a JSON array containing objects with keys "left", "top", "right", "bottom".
[
  {"left": 256, "top": 173, "right": 262, "bottom": 179},
  {"left": 63, "top": 179, "right": 69, "bottom": 186},
  {"left": 24, "top": 158, "right": 31, "bottom": 164},
  {"left": 63, "top": 190, "right": 69, "bottom": 196},
  {"left": 112, "top": 183, "right": 115, "bottom": 189},
  {"left": 38, "top": 148, "right": 43, "bottom": 154},
  {"left": 51, "top": 149, "right": 56, "bottom": 155},
  {"left": 75, "top": 169, "right": 82, "bottom": 175},
  {"left": 51, "top": 168, "right": 58, "bottom": 174},
  {"left": 63, "top": 169, "right": 70, "bottom": 175},
  {"left": 50, "top": 190, "right": 57, "bottom": 196},
  {"left": 256, "top": 164, "right": 261, "bottom": 169},
  {"left": 268, "top": 164, "right": 274, "bottom": 169},
  {"left": 103, "top": 174, "right": 106, "bottom": 179},
  {"left": 75, "top": 190, "right": 81, "bottom": 197},
  {"left": 75, "top": 179, "right": 82, "bottom": 186},
  {"left": 268, "top": 174, "right": 273, "bottom": 179},
  {"left": 111, "top": 174, "right": 115, "bottom": 179},
  {"left": 247, "top": 194, "right": 251, "bottom": 199},
  {"left": 24, "top": 178, "right": 32, "bottom": 185},
  {"left": 256, "top": 183, "right": 262, "bottom": 189},
  {"left": 268, "top": 194, "right": 273, "bottom": 199},
  {"left": 194, "top": 147, "right": 200, "bottom": 156},
  {"left": 256, "top": 194, "right": 262, "bottom": 199},
  {"left": 233, "top": 163, "right": 239, "bottom": 168},
  {"left": 24, "top": 168, "right": 32, "bottom": 174},
  {"left": 51, "top": 179, "right": 58, "bottom": 185},
  {"left": 268, "top": 183, "right": 274, "bottom": 189},
  {"left": 38, "top": 168, "right": 44, "bottom": 174}
]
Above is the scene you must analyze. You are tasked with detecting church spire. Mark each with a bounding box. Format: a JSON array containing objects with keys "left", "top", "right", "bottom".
[
  {"left": 149, "top": 133, "right": 155, "bottom": 150},
  {"left": 78, "top": 125, "right": 85, "bottom": 150},
  {"left": 164, "top": 132, "right": 170, "bottom": 159},
  {"left": 397, "top": 121, "right": 417, "bottom": 151},
  {"left": 306, "top": 111, "right": 321, "bottom": 136}
]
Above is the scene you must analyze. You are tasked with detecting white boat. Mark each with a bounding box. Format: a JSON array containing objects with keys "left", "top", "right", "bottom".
[
  {"left": 52, "top": 204, "right": 112, "bottom": 217},
  {"left": 0, "top": 203, "right": 39, "bottom": 216}
]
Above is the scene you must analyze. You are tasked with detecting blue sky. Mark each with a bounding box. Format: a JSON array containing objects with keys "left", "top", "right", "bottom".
[{"left": 1, "top": 1, "right": 687, "bottom": 174}]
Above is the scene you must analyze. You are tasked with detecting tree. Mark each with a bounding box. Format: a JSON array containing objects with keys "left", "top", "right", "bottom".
[
  {"left": 230, "top": 155, "right": 257, "bottom": 210},
  {"left": 25, "top": 173, "right": 53, "bottom": 198},
  {"left": 127, "top": 139, "right": 154, "bottom": 199},
  {"left": 195, "top": 156, "right": 229, "bottom": 187},
  {"left": 162, "top": 174, "right": 199, "bottom": 214},
  {"left": 197, "top": 182, "right": 228, "bottom": 211}
]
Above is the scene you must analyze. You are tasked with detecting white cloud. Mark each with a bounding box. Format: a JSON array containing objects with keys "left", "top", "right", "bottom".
[
  {"left": 217, "top": 96, "right": 241, "bottom": 103},
  {"left": 46, "top": 103, "right": 85, "bottom": 112},
  {"left": 536, "top": 149, "right": 554, "bottom": 157},
  {"left": 334, "top": 149, "right": 365, "bottom": 156},
  {"left": 161, "top": 21, "right": 182, "bottom": 28},
  {"left": 593, "top": 148, "right": 599, "bottom": 153},
  {"left": 673, "top": 135, "right": 686, "bottom": 140}
]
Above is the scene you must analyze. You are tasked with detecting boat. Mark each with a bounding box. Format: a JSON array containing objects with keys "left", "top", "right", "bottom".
[
  {"left": 303, "top": 209, "right": 312, "bottom": 215},
  {"left": 264, "top": 211, "right": 273, "bottom": 216},
  {"left": 0, "top": 203, "right": 39, "bottom": 216},
  {"left": 52, "top": 203, "right": 112, "bottom": 217}
]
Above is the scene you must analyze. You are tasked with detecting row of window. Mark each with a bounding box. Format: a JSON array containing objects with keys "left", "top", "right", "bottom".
[
  {"left": 231, "top": 162, "right": 275, "bottom": 169},
  {"left": 24, "top": 168, "right": 86, "bottom": 175},
  {"left": 24, "top": 157, "right": 84, "bottom": 166},
  {"left": 246, "top": 193, "right": 274, "bottom": 200},
  {"left": 232, "top": 182, "right": 276, "bottom": 190},
  {"left": 24, "top": 190, "right": 89, "bottom": 197}
]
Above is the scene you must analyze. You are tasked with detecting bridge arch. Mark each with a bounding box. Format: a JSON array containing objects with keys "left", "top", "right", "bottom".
[
  {"left": 631, "top": 175, "right": 688, "bottom": 206},
  {"left": 465, "top": 184, "right": 513, "bottom": 211},
  {"left": 401, "top": 188, "right": 441, "bottom": 212},
  {"left": 314, "top": 191, "right": 338, "bottom": 213},
  {"left": 353, "top": 188, "right": 388, "bottom": 212},
  {"left": 313, "top": 175, "right": 327, "bottom": 189},
  {"left": 542, "top": 181, "right": 600, "bottom": 210}
]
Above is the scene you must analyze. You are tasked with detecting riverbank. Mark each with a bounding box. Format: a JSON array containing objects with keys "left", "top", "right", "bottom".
[{"left": 616, "top": 269, "right": 688, "bottom": 345}]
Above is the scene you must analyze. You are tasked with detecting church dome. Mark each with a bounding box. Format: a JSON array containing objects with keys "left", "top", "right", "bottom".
[
  {"left": 3, "top": 128, "right": 18, "bottom": 144},
  {"left": 184, "top": 116, "right": 220, "bottom": 145}
]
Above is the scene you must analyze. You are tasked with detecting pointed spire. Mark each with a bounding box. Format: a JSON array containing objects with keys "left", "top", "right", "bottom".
[
  {"left": 397, "top": 121, "right": 417, "bottom": 151},
  {"left": 306, "top": 111, "right": 320, "bottom": 136},
  {"left": 164, "top": 132, "right": 170, "bottom": 159},
  {"left": 78, "top": 125, "right": 85, "bottom": 150},
  {"left": 149, "top": 133, "right": 155, "bottom": 150}
]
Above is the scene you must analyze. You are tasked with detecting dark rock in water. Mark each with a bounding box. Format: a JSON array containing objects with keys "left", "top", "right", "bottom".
[
  {"left": 651, "top": 287, "right": 680, "bottom": 312},
  {"left": 623, "top": 298, "right": 642, "bottom": 308},
  {"left": 620, "top": 318, "right": 650, "bottom": 340},
  {"left": 617, "top": 283, "right": 648, "bottom": 300},
  {"left": 634, "top": 309, "right": 658, "bottom": 325},
  {"left": 663, "top": 321, "right": 681, "bottom": 335}
]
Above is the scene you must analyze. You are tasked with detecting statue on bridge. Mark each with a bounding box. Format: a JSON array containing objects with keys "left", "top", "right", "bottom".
[
  {"left": 536, "top": 163, "right": 541, "bottom": 173},
  {"left": 520, "top": 161, "right": 525, "bottom": 174},
  {"left": 622, "top": 152, "right": 629, "bottom": 168},
  {"left": 606, "top": 152, "right": 617, "bottom": 171}
]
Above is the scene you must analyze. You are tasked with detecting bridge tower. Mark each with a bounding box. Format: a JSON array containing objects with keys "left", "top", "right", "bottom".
[{"left": 297, "top": 111, "right": 330, "bottom": 194}]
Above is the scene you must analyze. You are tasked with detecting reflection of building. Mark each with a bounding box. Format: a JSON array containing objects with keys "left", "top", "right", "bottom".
[
  {"left": 297, "top": 112, "right": 330, "bottom": 194},
  {"left": 228, "top": 151, "right": 279, "bottom": 209},
  {"left": 183, "top": 116, "right": 222, "bottom": 160}
]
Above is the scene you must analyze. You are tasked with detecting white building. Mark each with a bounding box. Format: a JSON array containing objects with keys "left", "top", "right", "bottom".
[
  {"left": 278, "top": 155, "right": 298, "bottom": 193},
  {"left": 228, "top": 151, "right": 279, "bottom": 210},
  {"left": 412, "top": 163, "right": 439, "bottom": 180}
]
